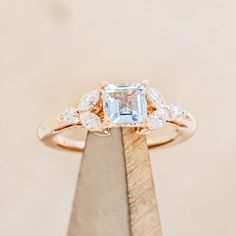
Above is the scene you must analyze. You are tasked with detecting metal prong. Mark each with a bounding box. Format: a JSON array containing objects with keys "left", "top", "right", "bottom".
[
  {"left": 102, "top": 119, "right": 112, "bottom": 129},
  {"left": 136, "top": 126, "right": 151, "bottom": 135},
  {"left": 142, "top": 79, "right": 150, "bottom": 87},
  {"left": 101, "top": 81, "right": 110, "bottom": 89},
  {"left": 94, "top": 128, "right": 111, "bottom": 137}
]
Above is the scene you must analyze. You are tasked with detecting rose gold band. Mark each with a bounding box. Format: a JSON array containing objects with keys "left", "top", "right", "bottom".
[{"left": 38, "top": 112, "right": 196, "bottom": 152}]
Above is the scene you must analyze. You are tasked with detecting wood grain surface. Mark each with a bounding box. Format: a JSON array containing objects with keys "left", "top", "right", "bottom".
[
  {"left": 68, "top": 128, "right": 162, "bottom": 236},
  {"left": 122, "top": 128, "right": 162, "bottom": 236}
]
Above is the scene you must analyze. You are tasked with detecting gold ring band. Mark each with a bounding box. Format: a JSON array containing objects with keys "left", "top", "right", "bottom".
[{"left": 38, "top": 113, "right": 196, "bottom": 152}]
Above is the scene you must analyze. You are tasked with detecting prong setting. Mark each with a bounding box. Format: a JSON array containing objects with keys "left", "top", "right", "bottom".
[
  {"left": 62, "top": 81, "right": 189, "bottom": 135},
  {"left": 100, "top": 81, "right": 110, "bottom": 89},
  {"left": 103, "top": 83, "right": 147, "bottom": 126},
  {"left": 142, "top": 79, "right": 150, "bottom": 87}
]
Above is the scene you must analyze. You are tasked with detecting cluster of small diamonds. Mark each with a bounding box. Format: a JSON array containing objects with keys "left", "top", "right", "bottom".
[
  {"left": 146, "top": 88, "right": 185, "bottom": 130},
  {"left": 61, "top": 90, "right": 103, "bottom": 132}
]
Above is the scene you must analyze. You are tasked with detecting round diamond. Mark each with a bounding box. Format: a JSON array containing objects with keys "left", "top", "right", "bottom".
[
  {"left": 80, "top": 112, "right": 103, "bottom": 131},
  {"left": 61, "top": 107, "right": 79, "bottom": 123},
  {"left": 78, "top": 90, "right": 100, "bottom": 112},
  {"left": 148, "top": 109, "right": 167, "bottom": 129},
  {"left": 147, "top": 88, "right": 165, "bottom": 108},
  {"left": 170, "top": 103, "right": 183, "bottom": 119}
]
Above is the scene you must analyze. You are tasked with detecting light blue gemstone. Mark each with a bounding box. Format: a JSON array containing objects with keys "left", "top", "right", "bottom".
[{"left": 104, "top": 83, "right": 147, "bottom": 124}]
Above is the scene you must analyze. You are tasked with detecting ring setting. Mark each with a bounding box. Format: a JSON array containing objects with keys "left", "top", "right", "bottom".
[
  {"left": 38, "top": 80, "right": 196, "bottom": 151},
  {"left": 61, "top": 81, "right": 189, "bottom": 134}
]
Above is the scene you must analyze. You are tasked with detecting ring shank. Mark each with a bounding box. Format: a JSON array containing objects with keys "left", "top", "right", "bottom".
[{"left": 38, "top": 114, "right": 196, "bottom": 152}]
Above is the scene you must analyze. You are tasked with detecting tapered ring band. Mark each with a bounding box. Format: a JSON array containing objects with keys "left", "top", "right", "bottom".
[{"left": 38, "top": 81, "right": 196, "bottom": 152}]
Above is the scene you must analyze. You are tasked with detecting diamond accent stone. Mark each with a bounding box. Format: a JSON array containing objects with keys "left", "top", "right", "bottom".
[
  {"left": 147, "top": 88, "right": 165, "bottom": 108},
  {"left": 148, "top": 109, "right": 167, "bottom": 129},
  {"left": 104, "top": 83, "right": 147, "bottom": 125},
  {"left": 78, "top": 90, "right": 100, "bottom": 111},
  {"left": 170, "top": 103, "right": 183, "bottom": 119},
  {"left": 61, "top": 107, "right": 79, "bottom": 123},
  {"left": 80, "top": 112, "right": 103, "bottom": 131}
]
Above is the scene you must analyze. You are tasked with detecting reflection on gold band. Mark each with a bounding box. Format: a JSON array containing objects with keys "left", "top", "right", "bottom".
[{"left": 38, "top": 113, "right": 196, "bottom": 152}]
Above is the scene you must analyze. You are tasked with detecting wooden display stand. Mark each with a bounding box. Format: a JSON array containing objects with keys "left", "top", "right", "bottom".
[{"left": 67, "top": 128, "right": 162, "bottom": 236}]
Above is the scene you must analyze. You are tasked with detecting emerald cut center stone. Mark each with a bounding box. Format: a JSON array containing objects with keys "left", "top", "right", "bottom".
[{"left": 104, "top": 83, "right": 147, "bottom": 124}]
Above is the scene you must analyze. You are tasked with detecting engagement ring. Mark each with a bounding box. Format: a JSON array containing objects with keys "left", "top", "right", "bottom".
[{"left": 38, "top": 81, "right": 196, "bottom": 151}]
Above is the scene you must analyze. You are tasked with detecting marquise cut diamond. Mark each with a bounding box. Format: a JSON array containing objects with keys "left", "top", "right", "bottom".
[
  {"left": 148, "top": 109, "right": 167, "bottom": 129},
  {"left": 80, "top": 112, "right": 102, "bottom": 131},
  {"left": 78, "top": 90, "right": 100, "bottom": 111},
  {"left": 147, "top": 88, "right": 165, "bottom": 108},
  {"left": 61, "top": 107, "right": 79, "bottom": 123}
]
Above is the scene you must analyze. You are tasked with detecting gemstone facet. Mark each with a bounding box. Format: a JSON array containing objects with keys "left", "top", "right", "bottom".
[
  {"left": 80, "top": 112, "right": 102, "bottom": 131},
  {"left": 78, "top": 90, "right": 100, "bottom": 112},
  {"left": 170, "top": 103, "right": 183, "bottom": 119},
  {"left": 61, "top": 107, "right": 79, "bottom": 123},
  {"left": 147, "top": 88, "right": 165, "bottom": 108},
  {"left": 104, "top": 83, "right": 147, "bottom": 125},
  {"left": 148, "top": 109, "right": 167, "bottom": 129}
]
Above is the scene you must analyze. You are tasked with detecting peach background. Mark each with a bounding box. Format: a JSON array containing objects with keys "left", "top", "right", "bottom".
[{"left": 0, "top": 0, "right": 236, "bottom": 235}]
